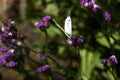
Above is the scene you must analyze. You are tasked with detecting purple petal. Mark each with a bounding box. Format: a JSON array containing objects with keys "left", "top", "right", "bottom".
[
  {"left": 92, "top": 4, "right": 101, "bottom": 12},
  {"left": 37, "top": 65, "right": 50, "bottom": 72},
  {"left": 103, "top": 11, "right": 111, "bottom": 21},
  {"left": 66, "top": 38, "right": 73, "bottom": 46},
  {"left": 42, "top": 16, "right": 51, "bottom": 22},
  {"left": 35, "top": 22, "right": 44, "bottom": 28},
  {"left": 39, "top": 54, "right": 47, "bottom": 60},
  {"left": 6, "top": 61, "right": 17, "bottom": 67},
  {"left": 109, "top": 55, "right": 118, "bottom": 64}
]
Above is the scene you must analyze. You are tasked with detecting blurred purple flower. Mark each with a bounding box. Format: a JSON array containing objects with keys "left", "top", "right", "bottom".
[
  {"left": 8, "top": 18, "right": 12, "bottom": 23},
  {"left": 80, "top": 0, "right": 101, "bottom": 12},
  {"left": 11, "top": 30, "right": 17, "bottom": 36},
  {"left": 77, "top": 37, "right": 84, "bottom": 43},
  {"left": 8, "top": 18, "right": 16, "bottom": 26},
  {"left": 66, "top": 36, "right": 83, "bottom": 46},
  {"left": 0, "top": 19, "right": 24, "bottom": 67},
  {"left": 19, "top": 34, "right": 24, "bottom": 40},
  {"left": 88, "top": 0, "right": 95, "bottom": 7},
  {"left": 0, "top": 57, "right": 6, "bottom": 66},
  {"left": 92, "top": 4, "right": 101, "bottom": 12},
  {"left": 109, "top": 55, "right": 118, "bottom": 64},
  {"left": 66, "top": 38, "right": 73, "bottom": 46},
  {"left": 2, "top": 49, "right": 15, "bottom": 59},
  {"left": 103, "top": 55, "right": 118, "bottom": 66},
  {"left": 39, "top": 54, "right": 47, "bottom": 60},
  {"left": 35, "top": 16, "right": 51, "bottom": 28},
  {"left": 37, "top": 65, "right": 50, "bottom": 72},
  {"left": 1, "top": 26, "right": 10, "bottom": 32},
  {"left": 3, "top": 32, "right": 9, "bottom": 38},
  {"left": 43, "top": 21, "right": 48, "bottom": 27},
  {"left": 11, "top": 39, "right": 17, "bottom": 44},
  {"left": 103, "top": 59, "right": 109, "bottom": 66},
  {"left": 42, "top": 16, "right": 51, "bottom": 22},
  {"left": 0, "top": 46, "right": 8, "bottom": 53},
  {"left": 103, "top": 11, "right": 111, "bottom": 21},
  {"left": 6, "top": 61, "right": 17, "bottom": 67},
  {"left": 80, "top": 0, "right": 88, "bottom": 5},
  {"left": 35, "top": 22, "right": 44, "bottom": 28}
]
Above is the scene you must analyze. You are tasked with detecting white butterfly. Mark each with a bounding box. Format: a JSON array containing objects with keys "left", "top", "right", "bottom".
[
  {"left": 52, "top": 14, "right": 72, "bottom": 38},
  {"left": 64, "top": 15, "right": 72, "bottom": 37}
]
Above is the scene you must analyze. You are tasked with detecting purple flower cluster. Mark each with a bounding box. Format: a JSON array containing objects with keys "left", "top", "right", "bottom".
[
  {"left": 80, "top": 0, "right": 111, "bottom": 21},
  {"left": 0, "top": 19, "right": 17, "bottom": 43},
  {"left": 35, "top": 16, "right": 51, "bottom": 29},
  {"left": 37, "top": 64, "right": 50, "bottom": 72},
  {"left": 0, "top": 19, "right": 24, "bottom": 46},
  {"left": 0, "top": 19, "right": 24, "bottom": 67},
  {"left": 6, "top": 61, "right": 17, "bottom": 67},
  {"left": 0, "top": 47, "right": 17, "bottom": 67},
  {"left": 103, "top": 11, "right": 111, "bottom": 21},
  {"left": 103, "top": 55, "right": 118, "bottom": 67},
  {"left": 80, "top": 0, "right": 101, "bottom": 12},
  {"left": 66, "top": 36, "right": 83, "bottom": 46}
]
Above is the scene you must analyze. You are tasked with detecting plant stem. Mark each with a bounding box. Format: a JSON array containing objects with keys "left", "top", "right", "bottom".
[
  {"left": 108, "top": 68, "right": 117, "bottom": 80},
  {"left": 44, "top": 30, "right": 54, "bottom": 80},
  {"left": 75, "top": 47, "right": 82, "bottom": 80},
  {"left": 44, "top": 30, "right": 48, "bottom": 51},
  {"left": 76, "top": 47, "right": 80, "bottom": 63}
]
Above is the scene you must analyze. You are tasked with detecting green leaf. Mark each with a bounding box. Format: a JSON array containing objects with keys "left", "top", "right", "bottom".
[
  {"left": 79, "top": 49, "right": 102, "bottom": 80},
  {"left": 95, "top": 32, "right": 110, "bottom": 48}
]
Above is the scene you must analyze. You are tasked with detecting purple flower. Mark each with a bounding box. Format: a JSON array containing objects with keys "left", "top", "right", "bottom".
[
  {"left": 11, "top": 30, "right": 17, "bottom": 36},
  {"left": 19, "top": 34, "right": 24, "bottom": 40},
  {"left": 8, "top": 18, "right": 12, "bottom": 23},
  {"left": 92, "top": 4, "right": 101, "bottom": 12},
  {"left": 2, "top": 49, "right": 15, "bottom": 59},
  {"left": 88, "top": 0, "right": 95, "bottom": 7},
  {"left": 1, "top": 26, "right": 10, "bottom": 32},
  {"left": 3, "top": 32, "right": 9, "bottom": 38},
  {"left": 37, "top": 65, "right": 50, "bottom": 72},
  {"left": 66, "top": 38, "right": 73, "bottom": 46},
  {"left": 80, "top": 0, "right": 88, "bottom": 5},
  {"left": 43, "top": 21, "right": 48, "bottom": 27},
  {"left": 103, "top": 59, "right": 109, "bottom": 66},
  {"left": 6, "top": 61, "right": 17, "bottom": 67},
  {"left": 11, "top": 39, "right": 17, "bottom": 44},
  {"left": 103, "top": 11, "right": 111, "bottom": 21},
  {"left": 35, "top": 16, "right": 51, "bottom": 29},
  {"left": 3, "top": 31, "right": 15, "bottom": 38},
  {"left": 0, "top": 46, "right": 8, "bottom": 53},
  {"left": 8, "top": 18, "right": 15, "bottom": 26},
  {"left": 66, "top": 36, "right": 83, "bottom": 46},
  {"left": 102, "top": 55, "right": 118, "bottom": 66},
  {"left": 42, "top": 16, "right": 51, "bottom": 22},
  {"left": 80, "top": 0, "right": 101, "bottom": 12},
  {"left": 35, "top": 22, "right": 44, "bottom": 28},
  {"left": 109, "top": 55, "right": 118, "bottom": 64},
  {"left": 77, "top": 37, "right": 84, "bottom": 43},
  {"left": 38, "top": 54, "right": 47, "bottom": 60},
  {"left": 0, "top": 57, "right": 6, "bottom": 66}
]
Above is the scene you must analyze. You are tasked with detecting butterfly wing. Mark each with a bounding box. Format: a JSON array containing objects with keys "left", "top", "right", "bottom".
[{"left": 64, "top": 16, "right": 72, "bottom": 36}]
